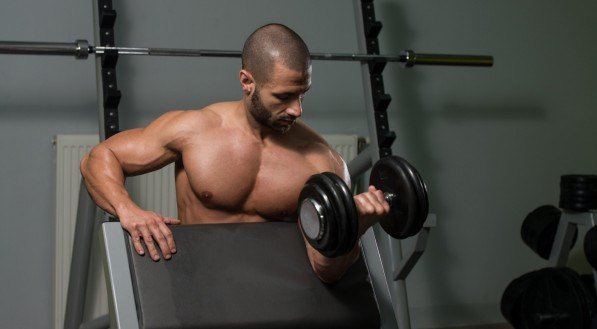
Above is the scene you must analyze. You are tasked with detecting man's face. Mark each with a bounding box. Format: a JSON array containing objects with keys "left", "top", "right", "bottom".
[{"left": 248, "top": 62, "right": 311, "bottom": 134}]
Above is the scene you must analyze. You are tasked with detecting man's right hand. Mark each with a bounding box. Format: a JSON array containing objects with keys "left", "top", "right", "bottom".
[{"left": 118, "top": 206, "right": 181, "bottom": 261}]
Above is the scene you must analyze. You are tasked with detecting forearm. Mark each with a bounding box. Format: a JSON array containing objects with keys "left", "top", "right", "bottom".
[
  {"left": 305, "top": 214, "right": 376, "bottom": 283},
  {"left": 80, "top": 145, "right": 138, "bottom": 217},
  {"left": 306, "top": 240, "right": 360, "bottom": 283}
]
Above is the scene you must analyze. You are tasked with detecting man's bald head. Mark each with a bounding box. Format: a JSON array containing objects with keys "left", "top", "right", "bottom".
[{"left": 242, "top": 23, "right": 311, "bottom": 84}]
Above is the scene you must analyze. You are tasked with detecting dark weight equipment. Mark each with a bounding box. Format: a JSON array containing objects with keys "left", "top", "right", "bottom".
[
  {"left": 298, "top": 156, "right": 429, "bottom": 258},
  {"left": 585, "top": 226, "right": 597, "bottom": 271},
  {"left": 520, "top": 205, "right": 578, "bottom": 260},
  {"left": 560, "top": 175, "right": 597, "bottom": 212},
  {"left": 502, "top": 267, "right": 597, "bottom": 329}
]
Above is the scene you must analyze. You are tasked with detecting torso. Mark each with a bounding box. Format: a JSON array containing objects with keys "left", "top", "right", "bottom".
[{"left": 172, "top": 103, "right": 342, "bottom": 224}]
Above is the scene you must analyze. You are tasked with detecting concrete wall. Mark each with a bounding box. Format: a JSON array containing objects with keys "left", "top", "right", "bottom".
[
  {"left": 375, "top": 0, "right": 597, "bottom": 327},
  {"left": 1, "top": 0, "right": 596, "bottom": 328}
]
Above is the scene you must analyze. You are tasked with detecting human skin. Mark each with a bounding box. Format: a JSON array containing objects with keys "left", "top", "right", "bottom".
[{"left": 80, "top": 62, "right": 389, "bottom": 283}]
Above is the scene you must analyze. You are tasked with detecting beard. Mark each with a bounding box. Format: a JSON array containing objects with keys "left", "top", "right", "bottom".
[{"left": 249, "top": 88, "right": 295, "bottom": 134}]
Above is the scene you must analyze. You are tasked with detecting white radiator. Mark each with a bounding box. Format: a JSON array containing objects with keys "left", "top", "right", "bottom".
[
  {"left": 54, "top": 135, "right": 102, "bottom": 329},
  {"left": 54, "top": 133, "right": 362, "bottom": 328}
]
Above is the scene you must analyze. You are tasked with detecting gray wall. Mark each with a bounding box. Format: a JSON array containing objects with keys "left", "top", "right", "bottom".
[{"left": 1, "top": 0, "right": 596, "bottom": 328}]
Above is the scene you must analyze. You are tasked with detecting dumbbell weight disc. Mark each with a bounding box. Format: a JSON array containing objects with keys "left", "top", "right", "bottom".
[
  {"left": 560, "top": 195, "right": 597, "bottom": 203},
  {"left": 560, "top": 189, "right": 597, "bottom": 198},
  {"left": 299, "top": 173, "right": 350, "bottom": 257},
  {"left": 519, "top": 267, "right": 587, "bottom": 329},
  {"left": 520, "top": 205, "right": 579, "bottom": 259},
  {"left": 559, "top": 201, "right": 597, "bottom": 212},
  {"left": 370, "top": 156, "right": 429, "bottom": 239},
  {"left": 561, "top": 175, "right": 597, "bottom": 184},
  {"left": 584, "top": 226, "right": 597, "bottom": 271},
  {"left": 298, "top": 179, "right": 337, "bottom": 254},
  {"left": 312, "top": 174, "right": 351, "bottom": 257},
  {"left": 501, "top": 269, "right": 541, "bottom": 328},
  {"left": 321, "top": 172, "right": 359, "bottom": 255}
]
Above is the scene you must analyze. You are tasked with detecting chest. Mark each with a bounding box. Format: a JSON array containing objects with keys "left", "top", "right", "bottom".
[{"left": 182, "top": 139, "right": 324, "bottom": 216}]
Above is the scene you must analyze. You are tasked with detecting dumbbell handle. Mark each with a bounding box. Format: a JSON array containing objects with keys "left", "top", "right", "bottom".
[
  {"left": 384, "top": 192, "right": 398, "bottom": 207},
  {"left": 534, "top": 312, "right": 570, "bottom": 325}
]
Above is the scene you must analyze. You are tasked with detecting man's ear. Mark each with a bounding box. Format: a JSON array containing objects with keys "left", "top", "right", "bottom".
[{"left": 239, "top": 69, "right": 255, "bottom": 95}]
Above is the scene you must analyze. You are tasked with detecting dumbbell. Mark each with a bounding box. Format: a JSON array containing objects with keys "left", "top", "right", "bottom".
[
  {"left": 520, "top": 205, "right": 578, "bottom": 260},
  {"left": 298, "top": 155, "right": 429, "bottom": 258}
]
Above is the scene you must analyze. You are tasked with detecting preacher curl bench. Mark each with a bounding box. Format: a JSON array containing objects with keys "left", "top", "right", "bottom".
[{"left": 100, "top": 221, "right": 398, "bottom": 329}]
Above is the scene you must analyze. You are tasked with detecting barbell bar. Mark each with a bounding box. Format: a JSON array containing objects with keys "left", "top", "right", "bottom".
[{"left": 0, "top": 40, "right": 493, "bottom": 67}]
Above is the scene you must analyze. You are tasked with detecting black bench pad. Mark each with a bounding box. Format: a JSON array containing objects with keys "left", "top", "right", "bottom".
[{"left": 127, "top": 221, "right": 380, "bottom": 329}]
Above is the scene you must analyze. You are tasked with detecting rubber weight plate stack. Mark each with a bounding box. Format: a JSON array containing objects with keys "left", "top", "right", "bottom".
[
  {"left": 584, "top": 226, "right": 597, "bottom": 271},
  {"left": 369, "top": 156, "right": 429, "bottom": 239},
  {"left": 502, "top": 267, "right": 595, "bottom": 329},
  {"left": 560, "top": 175, "right": 597, "bottom": 212},
  {"left": 520, "top": 205, "right": 577, "bottom": 259},
  {"left": 298, "top": 173, "right": 358, "bottom": 258},
  {"left": 501, "top": 270, "right": 540, "bottom": 328},
  {"left": 519, "top": 267, "right": 589, "bottom": 329},
  {"left": 321, "top": 172, "right": 359, "bottom": 255}
]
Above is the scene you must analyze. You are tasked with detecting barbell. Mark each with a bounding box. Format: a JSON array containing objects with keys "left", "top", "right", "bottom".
[{"left": 0, "top": 40, "right": 493, "bottom": 67}]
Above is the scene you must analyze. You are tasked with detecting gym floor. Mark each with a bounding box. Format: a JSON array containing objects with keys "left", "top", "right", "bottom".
[{"left": 429, "top": 324, "right": 512, "bottom": 329}]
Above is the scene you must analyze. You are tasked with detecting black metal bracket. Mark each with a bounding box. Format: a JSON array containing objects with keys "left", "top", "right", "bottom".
[
  {"left": 97, "top": 0, "right": 120, "bottom": 139},
  {"left": 361, "top": 0, "right": 394, "bottom": 158}
]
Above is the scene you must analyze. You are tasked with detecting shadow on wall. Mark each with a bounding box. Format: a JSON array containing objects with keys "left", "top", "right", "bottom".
[
  {"left": 374, "top": 2, "right": 543, "bottom": 323},
  {"left": 376, "top": 2, "right": 462, "bottom": 318}
]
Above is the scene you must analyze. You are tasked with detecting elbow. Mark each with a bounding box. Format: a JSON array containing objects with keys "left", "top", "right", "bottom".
[
  {"left": 310, "top": 262, "right": 345, "bottom": 284},
  {"left": 315, "top": 270, "right": 343, "bottom": 284},
  {"left": 307, "top": 246, "right": 360, "bottom": 284},
  {"left": 80, "top": 145, "right": 100, "bottom": 180},
  {"left": 80, "top": 153, "right": 90, "bottom": 178}
]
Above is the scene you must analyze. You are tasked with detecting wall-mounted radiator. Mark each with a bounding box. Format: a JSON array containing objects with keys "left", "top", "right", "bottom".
[{"left": 54, "top": 133, "right": 363, "bottom": 329}]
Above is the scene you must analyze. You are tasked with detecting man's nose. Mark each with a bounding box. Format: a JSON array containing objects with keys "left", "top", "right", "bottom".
[{"left": 286, "top": 98, "right": 303, "bottom": 118}]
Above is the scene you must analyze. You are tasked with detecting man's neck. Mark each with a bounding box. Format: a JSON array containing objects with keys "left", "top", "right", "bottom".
[{"left": 237, "top": 99, "right": 273, "bottom": 142}]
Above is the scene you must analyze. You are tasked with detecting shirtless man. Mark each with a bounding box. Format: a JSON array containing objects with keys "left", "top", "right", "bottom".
[{"left": 80, "top": 23, "right": 389, "bottom": 283}]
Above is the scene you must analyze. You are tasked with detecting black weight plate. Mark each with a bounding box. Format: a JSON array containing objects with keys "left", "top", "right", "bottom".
[
  {"left": 560, "top": 182, "right": 597, "bottom": 189},
  {"left": 585, "top": 226, "right": 597, "bottom": 271},
  {"left": 299, "top": 180, "right": 336, "bottom": 253},
  {"left": 308, "top": 173, "right": 350, "bottom": 258},
  {"left": 560, "top": 194, "right": 597, "bottom": 202},
  {"left": 390, "top": 156, "right": 429, "bottom": 238},
  {"left": 560, "top": 182, "right": 597, "bottom": 192},
  {"left": 559, "top": 201, "right": 597, "bottom": 212},
  {"left": 558, "top": 267, "right": 593, "bottom": 329},
  {"left": 561, "top": 175, "right": 597, "bottom": 184},
  {"left": 520, "top": 205, "right": 573, "bottom": 260},
  {"left": 560, "top": 189, "right": 597, "bottom": 198},
  {"left": 557, "top": 267, "right": 592, "bottom": 329},
  {"left": 520, "top": 267, "right": 586, "bottom": 329},
  {"left": 501, "top": 270, "right": 541, "bottom": 327},
  {"left": 370, "top": 156, "right": 429, "bottom": 239},
  {"left": 321, "top": 172, "right": 359, "bottom": 255},
  {"left": 395, "top": 157, "right": 429, "bottom": 237}
]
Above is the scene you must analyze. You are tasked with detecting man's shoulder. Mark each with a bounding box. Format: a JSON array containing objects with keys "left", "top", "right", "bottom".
[
  {"left": 291, "top": 121, "right": 327, "bottom": 143},
  {"left": 160, "top": 103, "right": 230, "bottom": 131},
  {"left": 289, "top": 121, "right": 344, "bottom": 163}
]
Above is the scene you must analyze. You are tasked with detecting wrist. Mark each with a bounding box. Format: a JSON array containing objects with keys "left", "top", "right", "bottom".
[{"left": 114, "top": 200, "right": 140, "bottom": 219}]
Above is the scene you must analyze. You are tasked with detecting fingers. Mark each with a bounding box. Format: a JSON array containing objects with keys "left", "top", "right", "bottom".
[
  {"left": 163, "top": 217, "right": 181, "bottom": 225},
  {"left": 138, "top": 225, "right": 161, "bottom": 261},
  {"left": 123, "top": 213, "right": 179, "bottom": 261},
  {"left": 354, "top": 186, "right": 389, "bottom": 217},
  {"left": 131, "top": 233, "right": 145, "bottom": 256}
]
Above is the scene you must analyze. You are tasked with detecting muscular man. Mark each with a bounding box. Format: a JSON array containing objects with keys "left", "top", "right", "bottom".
[{"left": 81, "top": 23, "right": 389, "bottom": 283}]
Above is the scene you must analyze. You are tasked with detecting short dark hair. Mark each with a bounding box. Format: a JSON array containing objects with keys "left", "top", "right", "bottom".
[{"left": 242, "top": 23, "right": 311, "bottom": 84}]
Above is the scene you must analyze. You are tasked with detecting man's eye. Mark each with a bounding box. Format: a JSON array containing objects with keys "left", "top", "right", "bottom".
[{"left": 276, "top": 94, "right": 291, "bottom": 100}]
